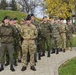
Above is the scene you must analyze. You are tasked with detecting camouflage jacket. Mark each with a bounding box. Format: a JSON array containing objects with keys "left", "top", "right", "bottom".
[
  {"left": 52, "top": 23, "right": 60, "bottom": 38},
  {"left": 21, "top": 24, "right": 38, "bottom": 40},
  {"left": 59, "top": 23, "right": 68, "bottom": 34},
  {"left": 66, "top": 24, "right": 75, "bottom": 37},
  {"left": 40, "top": 21, "right": 52, "bottom": 37}
]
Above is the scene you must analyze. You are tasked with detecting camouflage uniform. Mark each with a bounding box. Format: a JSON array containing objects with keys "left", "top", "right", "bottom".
[
  {"left": 66, "top": 24, "right": 75, "bottom": 50},
  {"left": 59, "top": 23, "right": 68, "bottom": 52},
  {"left": 21, "top": 24, "right": 38, "bottom": 67},
  {"left": 0, "top": 24, "right": 17, "bottom": 65},
  {"left": 13, "top": 24, "right": 22, "bottom": 64},
  {"left": 31, "top": 20, "right": 42, "bottom": 60},
  {"left": 0, "top": 23, "right": 9, "bottom": 66},
  {"left": 52, "top": 23, "right": 61, "bottom": 54},
  {"left": 40, "top": 21, "right": 52, "bottom": 57}
]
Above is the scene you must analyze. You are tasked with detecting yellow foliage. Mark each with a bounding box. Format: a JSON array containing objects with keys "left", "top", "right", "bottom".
[{"left": 45, "top": 0, "right": 75, "bottom": 19}]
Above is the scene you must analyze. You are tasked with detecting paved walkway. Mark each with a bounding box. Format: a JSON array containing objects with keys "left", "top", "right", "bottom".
[{"left": 0, "top": 48, "right": 76, "bottom": 75}]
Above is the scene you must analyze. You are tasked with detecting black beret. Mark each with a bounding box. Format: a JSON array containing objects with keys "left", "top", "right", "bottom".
[
  {"left": 3, "top": 16, "right": 10, "bottom": 20},
  {"left": 13, "top": 18, "right": 18, "bottom": 20},
  {"left": 26, "top": 15, "right": 31, "bottom": 20},
  {"left": 60, "top": 18, "right": 64, "bottom": 20}
]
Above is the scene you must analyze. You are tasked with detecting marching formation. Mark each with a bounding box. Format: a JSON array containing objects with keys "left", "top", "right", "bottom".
[{"left": 0, "top": 14, "right": 75, "bottom": 72}]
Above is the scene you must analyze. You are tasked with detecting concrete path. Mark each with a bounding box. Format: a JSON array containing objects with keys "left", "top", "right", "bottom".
[{"left": 0, "top": 48, "right": 76, "bottom": 75}]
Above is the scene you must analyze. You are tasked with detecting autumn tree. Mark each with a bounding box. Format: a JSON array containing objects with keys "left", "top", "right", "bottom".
[
  {"left": 17, "top": 0, "right": 41, "bottom": 13},
  {"left": 45, "top": 0, "right": 75, "bottom": 19}
]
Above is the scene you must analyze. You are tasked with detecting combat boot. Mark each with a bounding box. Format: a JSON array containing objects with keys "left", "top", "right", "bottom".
[
  {"left": 38, "top": 53, "right": 41, "bottom": 60},
  {"left": 14, "top": 60, "right": 18, "bottom": 66},
  {"left": 55, "top": 48, "right": 59, "bottom": 54},
  {"left": 51, "top": 48, "right": 55, "bottom": 54},
  {"left": 63, "top": 49, "right": 65, "bottom": 52},
  {"left": 21, "top": 66, "right": 27, "bottom": 71},
  {"left": 18, "top": 60, "right": 21, "bottom": 63},
  {"left": 30, "top": 66, "right": 36, "bottom": 71},
  {"left": 47, "top": 50, "right": 50, "bottom": 57},
  {"left": 0, "top": 65, "right": 4, "bottom": 72},
  {"left": 10, "top": 65, "right": 15, "bottom": 71},
  {"left": 59, "top": 48, "right": 62, "bottom": 52},
  {"left": 5, "top": 61, "right": 9, "bottom": 66},
  {"left": 41, "top": 51, "right": 45, "bottom": 56},
  {"left": 34, "top": 52, "right": 37, "bottom": 62}
]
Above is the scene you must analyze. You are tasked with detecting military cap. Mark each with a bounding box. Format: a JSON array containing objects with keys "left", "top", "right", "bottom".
[
  {"left": 13, "top": 18, "right": 18, "bottom": 20},
  {"left": 2, "top": 16, "right": 10, "bottom": 23},
  {"left": 26, "top": 15, "right": 31, "bottom": 20},
  {"left": 3, "top": 16, "right": 10, "bottom": 20}
]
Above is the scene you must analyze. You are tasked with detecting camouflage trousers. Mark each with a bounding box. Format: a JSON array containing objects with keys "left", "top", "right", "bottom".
[
  {"left": 22, "top": 40, "right": 36, "bottom": 67},
  {"left": 60, "top": 33, "right": 66, "bottom": 49},
  {"left": 66, "top": 35, "right": 73, "bottom": 48},
  {"left": 14, "top": 41, "right": 22, "bottom": 61},
  {"left": 52, "top": 37, "right": 60, "bottom": 48}
]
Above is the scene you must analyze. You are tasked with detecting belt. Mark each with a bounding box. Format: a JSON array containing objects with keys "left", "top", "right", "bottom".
[{"left": 25, "top": 38, "right": 35, "bottom": 40}]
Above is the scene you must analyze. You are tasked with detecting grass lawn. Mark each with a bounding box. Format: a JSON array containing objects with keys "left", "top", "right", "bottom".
[
  {"left": 72, "top": 37, "right": 76, "bottom": 47},
  {"left": 59, "top": 37, "right": 76, "bottom": 75},
  {"left": 59, "top": 57, "right": 76, "bottom": 75},
  {"left": 0, "top": 10, "right": 27, "bottom": 23}
]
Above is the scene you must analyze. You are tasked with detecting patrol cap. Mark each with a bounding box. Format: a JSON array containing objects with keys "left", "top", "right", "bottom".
[
  {"left": 43, "top": 16, "right": 47, "bottom": 19},
  {"left": 26, "top": 15, "right": 31, "bottom": 20},
  {"left": 13, "top": 18, "right": 18, "bottom": 20},
  {"left": 3, "top": 16, "right": 10, "bottom": 20}
]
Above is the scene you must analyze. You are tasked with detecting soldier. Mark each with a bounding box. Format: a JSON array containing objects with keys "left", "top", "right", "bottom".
[
  {"left": 49, "top": 17, "right": 55, "bottom": 53},
  {"left": 0, "top": 16, "right": 17, "bottom": 71},
  {"left": 13, "top": 18, "right": 22, "bottom": 65},
  {"left": 40, "top": 16, "right": 52, "bottom": 57},
  {"left": 20, "top": 19, "right": 26, "bottom": 25},
  {"left": 52, "top": 19, "right": 61, "bottom": 54},
  {"left": 5, "top": 19, "right": 14, "bottom": 66},
  {"left": 59, "top": 18, "right": 68, "bottom": 52},
  {"left": 66, "top": 19, "right": 75, "bottom": 50},
  {"left": 21, "top": 15, "right": 37, "bottom": 71},
  {"left": 30, "top": 14, "right": 41, "bottom": 62},
  {"left": 49, "top": 16, "right": 54, "bottom": 25},
  {"left": 9, "top": 19, "right": 14, "bottom": 25}
]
